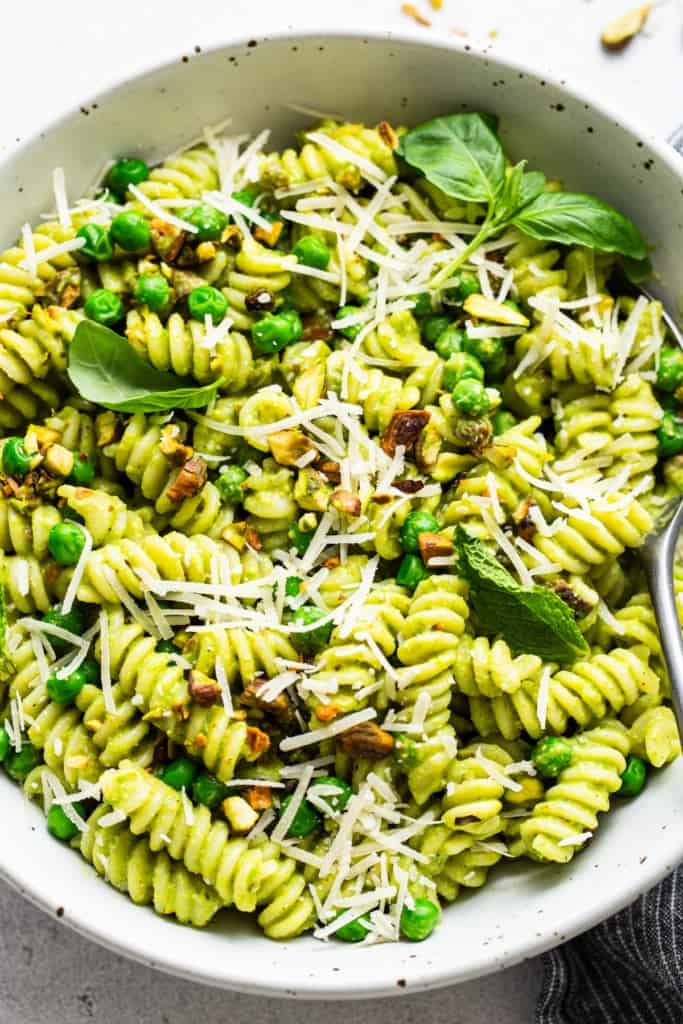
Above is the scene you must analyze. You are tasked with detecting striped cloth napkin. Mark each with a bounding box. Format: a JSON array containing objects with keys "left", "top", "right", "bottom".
[
  {"left": 537, "top": 867, "right": 683, "bottom": 1022},
  {"left": 538, "top": 124, "right": 683, "bottom": 1024}
]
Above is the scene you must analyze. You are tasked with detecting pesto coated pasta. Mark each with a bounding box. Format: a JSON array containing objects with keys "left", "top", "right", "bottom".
[{"left": 0, "top": 109, "right": 680, "bottom": 946}]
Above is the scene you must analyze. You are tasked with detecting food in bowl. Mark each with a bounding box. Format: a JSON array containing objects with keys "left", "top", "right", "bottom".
[{"left": 0, "top": 110, "right": 680, "bottom": 946}]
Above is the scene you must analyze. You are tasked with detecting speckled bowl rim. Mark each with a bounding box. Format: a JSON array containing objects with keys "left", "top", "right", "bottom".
[{"left": 1, "top": 25, "right": 683, "bottom": 1000}]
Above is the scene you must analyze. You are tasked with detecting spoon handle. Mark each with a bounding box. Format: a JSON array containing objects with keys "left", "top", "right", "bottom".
[{"left": 641, "top": 501, "right": 683, "bottom": 731}]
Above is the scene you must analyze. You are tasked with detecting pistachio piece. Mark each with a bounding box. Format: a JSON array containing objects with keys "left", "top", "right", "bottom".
[
  {"left": 381, "top": 410, "right": 431, "bottom": 457},
  {"left": 418, "top": 531, "right": 454, "bottom": 565},
  {"left": 294, "top": 467, "right": 331, "bottom": 512},
  {"left": 166, "top": 456, "right": 208, "bottom": 503},
  {"left": 95, "top": 411, "right": 119, "bottom": 448},
  {"left": 222, "top": 796, "right": 259, "bottom": 834},
  {"left": 43, "top": 444, "right": 75, "bottom": 478},
  {"left": 463, "top": 293, "right": 530, "bottom": 326},
  {"left": 340, "top": 721, "right": 394, "bottom": 760},
  {"left": 254, "top": 220, "right": 284, "bottom": 247},
  {"left": 159, "top": 424, "right": 193, "bottom": 464},
  {"left": 601, "top": 4, "right": 651, "bottom": 49},
  {"left": 268, "top": 429, "right": 316, "bottom": 467},
  {"left": 245, "top": 786, "right": 273, "bottom": 811},
  {"left": 188, "top": 670, "right": 222, "bottom": 708},
  {"left": 330, "top": 489, "right": 362, "bottom": 517}
]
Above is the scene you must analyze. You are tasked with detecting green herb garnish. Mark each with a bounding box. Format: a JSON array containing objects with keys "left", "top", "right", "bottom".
[
  {"left": 398, "top": 113, "right": 647, "bottom": 288},
  {"left": 454, "top": 526, "right": 589, "bottom": 663},
  {"left": 67, "top": 320, "right": 221, "bottom": 413}
]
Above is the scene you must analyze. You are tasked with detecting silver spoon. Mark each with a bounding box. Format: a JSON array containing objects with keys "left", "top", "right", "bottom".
[{"left": 638, "top": 289, "right": 683, "bottom": 729}]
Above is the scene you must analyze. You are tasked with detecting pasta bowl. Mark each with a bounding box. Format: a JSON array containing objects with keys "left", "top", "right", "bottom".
[{"left": 2, "top": 28, "right": 683, "bottom": 999}]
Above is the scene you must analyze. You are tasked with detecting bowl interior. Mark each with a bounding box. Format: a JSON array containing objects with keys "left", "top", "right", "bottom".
[{"left": 2, "top": 31, "right": 683, "bottom": 999}]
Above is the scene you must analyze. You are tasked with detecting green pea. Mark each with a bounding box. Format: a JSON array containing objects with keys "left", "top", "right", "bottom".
[
  {"left": 231, "top": 187, "right": 258, "bottom": 207},
  {"left": 252, "top": 310, "right": 303, "bottom": 353},
  {"left": 442, "top": 352, "right": 485, "bottom": 391},
  {"left": 68, "top": 453, "right": 95, "bottom": 486},
  {"left": 449, "top": 271, "right": 480, "bottom": 303},
  {"left": 158, "top": 757, "right": 199, "bottom": 791},
  {"left": 279, "top": 793, "right": 321, "bottom": 838},
  {"left": 400, "top": 898, "right": 440, "bottom": 941},
  {"left": 285, "top": 576, "right": 302, "bottom": 598},
  {"left": 76, "top": 223, "right": 113, "bottom": 262},
  {"left": 155, "top": 638, "right": 177, "bottom": 654},
  {"left": 411, "top": 292, "right": 432, "bottom": 317},
  {"left": 422, "top": 314, "right": 452, "bottom": 346},
  {"left": 110, "top": 212, "right": 151, "bottom": 253},
  {"left": 0, "top": 729, "right": 10, "bottom": 763},
  {"left": 192, "top": 771, "right": 228, "bottom": 809},
  {"left": 397, "top": 553, "right": 430, "bottom": 591},
  {"left": 47, "top": 668, "right": 88, "bottom": 705},
  {"left": 134, "top": 272, "right": 170, "bottom": 312},
  {"left": 292, "top": 605, "right": 333, "bottom": 654},
  {"left": 215, "top": 465, "right": 248, "bottom": 504},
  {"left": 188, "top": 285, "right": 229, "bottom": 324},
  {"left": 48, "top": 521, "right": 86, "bottom": 566},
  {"left": 84, "top": 288, "right": 124, "bottom": 326},
  {"left": 106, "top": 157, "right": 150, "bottom": 199},
  {"left": 47, "top": 801, "right": 86, "bottom": 842},
  {"left": 79, "top": 659, "right": 99, "bottom": 686},
  {"left": 2, "top": 437, "right": 34, "bottom": 478},
  {"left": 293, "top": 235, "right": 331, "bottom": 270},
  {"left": 619, "top": 755, "right": 647, "bottom": 797},
  {"left": 289, "top": 522, "right": 314, "bottom": 556},
  {"left": 658, "top": 412, "right": 683, "bottom": 457},
  {"left": 400, "top": 509, "right": 441, "bottom": 553},
  {"left": 393, "top": 733, "right": 419, "bottom": 769},
  {"left": 181, "top": 203, "right": 228, "bottom": 241},
  {"left": 463, "top": 333, "right": 506, "bottom": 368},
  {"left": 336, "top": 306, "right": 362, "bottom": 340},
  {"left": 656, "top": 345, "right": 683, "bottom": 392},
  {"left": 492, "top": 410, "right": 517, "bottom": 435},
  {"left": 434, "top": 326, "right": 465, "bottom": 360},
  {"left": 6, "top": 741, "right": 41, "bottom": 781},
  {"left": 313, "top": 776, "right": 352, "bottom": 812},
  {"left": 452, "top": 378, "right": 491, "bottom": 417},
  {"left": 335, "top": 914, "right": 371, "bottom": 942},
  {"left": 531, "top": 736, "right": 573, "bottom": 779},
  {"left": 42, "top": 605, "right": 85, "bottom": 653}
]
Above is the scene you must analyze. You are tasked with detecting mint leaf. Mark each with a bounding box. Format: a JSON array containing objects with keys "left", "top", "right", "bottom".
[
  {"left": 67, "top": 321, "right": 221, "bottom": 413},
  {"left": 454, "top": 526, "right": 589, "bottom": 663},
  {"left": 398, "top": 113, "right": 506, "bottom": 204},
  {"left": 512, "top": 191, "right": 647, "bottom": 259}
]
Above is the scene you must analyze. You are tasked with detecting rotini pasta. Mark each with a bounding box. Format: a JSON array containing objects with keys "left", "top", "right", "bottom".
[{"left": 0, "top": 110, "right": 679, "bottom": 949}]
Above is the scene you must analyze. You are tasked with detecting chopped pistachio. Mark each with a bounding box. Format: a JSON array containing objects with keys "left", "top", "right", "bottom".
[
  {"left": 268, "top": 429, "right": 316, "bottom": 467},
  {"left": 601, "top": 4, "right": 651, "bottom": 49},
  {"left": 294, "top": 468, "right": 332, "bottom": 512},
  {"left": 43, "top": 444, "right": 74, "bottom": 478},
  {"left": 463, "top": 294, "right": 529, "bottom": 326},
  {"left": 222, "top": 795, "right": 259, "bottom": 834}
]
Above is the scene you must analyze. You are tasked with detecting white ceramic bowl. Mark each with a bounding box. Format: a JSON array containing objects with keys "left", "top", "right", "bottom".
[{"left": 2, "top": 28, "right": 683, "bottom": 1000}]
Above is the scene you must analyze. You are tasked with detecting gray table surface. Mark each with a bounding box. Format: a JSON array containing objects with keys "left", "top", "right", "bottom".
[{"left": 1, "top": 1, "right": 681, "bottom": 1020}]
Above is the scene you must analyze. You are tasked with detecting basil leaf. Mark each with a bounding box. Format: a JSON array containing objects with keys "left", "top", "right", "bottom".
[
  {"left": 398, "top": 113, "right": 506, "bottom": 204},
  {"left": 622, "top": 254, "right": 653, "bottom": 283},
  {"left": 513, "top": 191, "right": 647, "bottom": 259},
  {"left": 494, "top": 163, "right": 547, "bottom": 223},
  {"left": 518, "top": 170, "right": 547, "bottom": 210},
  {"left": 67, "top": 320, "right": 221, "bottom": 413},
  {"left": 454, "top": 526, "right": 589, "bottom": 663}
]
